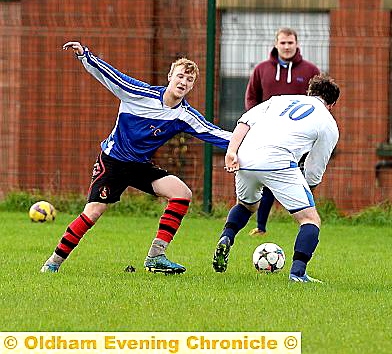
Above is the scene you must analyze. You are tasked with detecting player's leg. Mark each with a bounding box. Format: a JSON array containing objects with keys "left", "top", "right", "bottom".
[
  {"left": 40, "top": 203, "right": 107, "bottom": 273},
  {"left": 249, "top": 186, "right": 274, "bottom": 236},
  {"left": 264, "top": 169, "right": 323, "bottom": 283},
  {"left": 213, "top": 169, "right": 261, "bottom": 272},
  {"left": 289, "top": 207, "right": 322, "bottom": 282},
  {"left": 143, "top": 175, "right": 192, "bottom": 274},
  {"left": 219, "top": 202, "right": 258, "bottom": 246},
  {"left": 212, "top": 201, "right": 257, "bottom": 272},
  {"left": 40, "top": 152, "right": 124, "bottom": 273}
]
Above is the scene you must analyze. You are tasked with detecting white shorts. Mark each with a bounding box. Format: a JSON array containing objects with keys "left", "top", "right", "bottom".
[{"left": 235, "top": 167, "right": 315, "bottom": 213}]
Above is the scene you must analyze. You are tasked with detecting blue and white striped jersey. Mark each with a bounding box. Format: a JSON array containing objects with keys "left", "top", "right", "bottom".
[{"left": 77, "top": 48, "right": 231, "bottom": 163}]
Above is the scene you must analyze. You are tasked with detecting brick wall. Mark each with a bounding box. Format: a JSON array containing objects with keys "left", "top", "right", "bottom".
[
  {"left": 0, "top": 1, "right": 20, "bottom": 197},
  {"left": 320, "top": 0, "right": 392, "bottom": 211},
  {"left": 0, "top": 0, "right": 391, "bottom": 213}
]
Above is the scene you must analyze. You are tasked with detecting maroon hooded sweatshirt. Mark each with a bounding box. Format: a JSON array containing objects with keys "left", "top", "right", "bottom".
[{"left": 245, "top": 47, "right": 320, "bottom": 110}]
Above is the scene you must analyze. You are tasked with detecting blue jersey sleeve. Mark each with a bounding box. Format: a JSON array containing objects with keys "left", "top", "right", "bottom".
[
  {"left": 181, "top": 105, "right": 231, "bottom": 150},
  {"left": 78, "top": 48, "right": 161, "bottom": 102}
]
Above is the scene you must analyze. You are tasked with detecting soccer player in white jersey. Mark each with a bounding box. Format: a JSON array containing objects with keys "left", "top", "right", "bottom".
[
  {"left": 40, "top": 41, "right": 231, "bottom": 274},
  {"left": 212, "top": 74, "right": 340, "bottom": 283}
]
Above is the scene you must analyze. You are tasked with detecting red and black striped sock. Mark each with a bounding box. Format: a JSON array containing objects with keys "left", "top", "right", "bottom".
[
  {"left": 55, "top": 213, "right": 95, "bottom": 259},
  {"left": 156, "top": 198, "right": 190, "bottom": 243}
]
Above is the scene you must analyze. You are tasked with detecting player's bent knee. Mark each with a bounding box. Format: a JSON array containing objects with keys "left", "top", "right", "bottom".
[
  {"left": 292, "top": 207, "right": 320, "bottom": 227},
  {"left": 238, "top": 200, "right": 259, "bottom": 213},
  {"left": 83, "top": 202, "right": 107, "bottom": 222},
  {"left": 152, "top": 175, "right": 192, "bottom": 199},
  {"left": 170, "top": 178, "right": 192, "bottom": 199},
  {"left": 180, "top": 187, "right": 192, "bottom": 200}
]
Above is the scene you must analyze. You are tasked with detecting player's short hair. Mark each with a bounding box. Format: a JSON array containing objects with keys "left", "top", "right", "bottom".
[
  {"left": 307, "top": 74, "right": 340, "bottom": 105},
  {"left": 169, "top": 58, "right": 199, "bottom": 81},
  {"left": 275, "top": 27, "right": 298, "bottom": 42}
]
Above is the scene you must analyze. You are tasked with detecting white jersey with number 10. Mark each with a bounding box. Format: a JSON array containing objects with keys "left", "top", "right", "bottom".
[{"left": 237, "top": 95, "right": 339, "bottom": 187}]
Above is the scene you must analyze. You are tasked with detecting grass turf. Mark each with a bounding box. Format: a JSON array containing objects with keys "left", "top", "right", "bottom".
[{"left": 0, "top": 212, "right": 391, "bottom": 353}]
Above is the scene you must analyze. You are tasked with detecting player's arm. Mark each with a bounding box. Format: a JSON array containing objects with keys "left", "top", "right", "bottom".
[
  {"left": 222, "top": 99, "right": 270, "bottom": 172},
  {"left": 224, "top": 122, "right": 250, "bottom": 173},
  {"left": 63, "top": 41, "right": 155, "bottom": 102},
  {"left": 181, "top": 99, "right": 269, "bottom": 151},
  {"left": 180, "top": 106, "right": 232, "bottom": 150},
  {"left": 304, "top": 124, "right": 339, "bottom": 187}
]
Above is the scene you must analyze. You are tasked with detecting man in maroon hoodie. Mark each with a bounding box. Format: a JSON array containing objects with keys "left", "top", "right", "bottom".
[{"left": 245, "top": 27, "right": 320, "bottom": 236}]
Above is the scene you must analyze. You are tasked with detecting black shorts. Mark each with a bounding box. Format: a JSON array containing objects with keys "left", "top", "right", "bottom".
[{"left": 87, "top": 152, "right": 169, "bottom": 203}]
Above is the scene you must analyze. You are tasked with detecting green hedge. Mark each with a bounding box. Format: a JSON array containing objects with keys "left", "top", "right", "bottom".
[{"left": 1, "top": 191, "right": 391, "bottom": 225}]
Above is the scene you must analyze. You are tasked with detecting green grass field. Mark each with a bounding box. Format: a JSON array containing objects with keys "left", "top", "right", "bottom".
[{"left": 0, "top": 211, "right": 391, "bottom": 353}]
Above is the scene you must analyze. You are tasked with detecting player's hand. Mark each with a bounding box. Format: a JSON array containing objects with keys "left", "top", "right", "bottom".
[
  {"left": 62, "top": 41, "right": 84, "bottom": 55},
  {"left": 224, "top": 151, "right": 239, "bottom": 173}
]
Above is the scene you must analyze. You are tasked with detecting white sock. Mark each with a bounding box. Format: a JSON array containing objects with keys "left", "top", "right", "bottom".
[
  {"left": 47, "top": 252, "right": 65, "bottom": 265},
  {"left": 148, "top": 238, "right": 168, "bottom": 257}
]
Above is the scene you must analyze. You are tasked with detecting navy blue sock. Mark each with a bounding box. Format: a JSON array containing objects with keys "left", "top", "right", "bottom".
[
  {"left": 290, "top": 223, "right": 320, "bottom": 276},
  {"left": 290, "top": 260, "right": 307, "bottom": 277},
  {"left": 221, "top": 204, "right": 252, "bottom": 245},
  {"left": 256, "top": 187, "right": 274, "bottom": 232}
]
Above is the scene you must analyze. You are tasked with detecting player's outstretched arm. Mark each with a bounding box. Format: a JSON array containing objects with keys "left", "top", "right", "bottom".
[
  {"left": 62, "top": 41, "right": 149, "bottom": 102},
  {"left": 63, "top": 41, "right": 84, "bottom": 55}
]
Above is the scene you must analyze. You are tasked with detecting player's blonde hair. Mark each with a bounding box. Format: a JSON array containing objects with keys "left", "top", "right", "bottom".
[{"left": 169, "top": 58, "right": 200, "bottom": 81}]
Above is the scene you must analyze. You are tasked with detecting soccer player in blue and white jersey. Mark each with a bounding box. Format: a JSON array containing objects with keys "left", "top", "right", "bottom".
[
  {"left": 41, "top": 41, "right": 231, "bottom": 274},
  {"left": 212, "top": 74, "right": 340, "bottom": 283}
]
